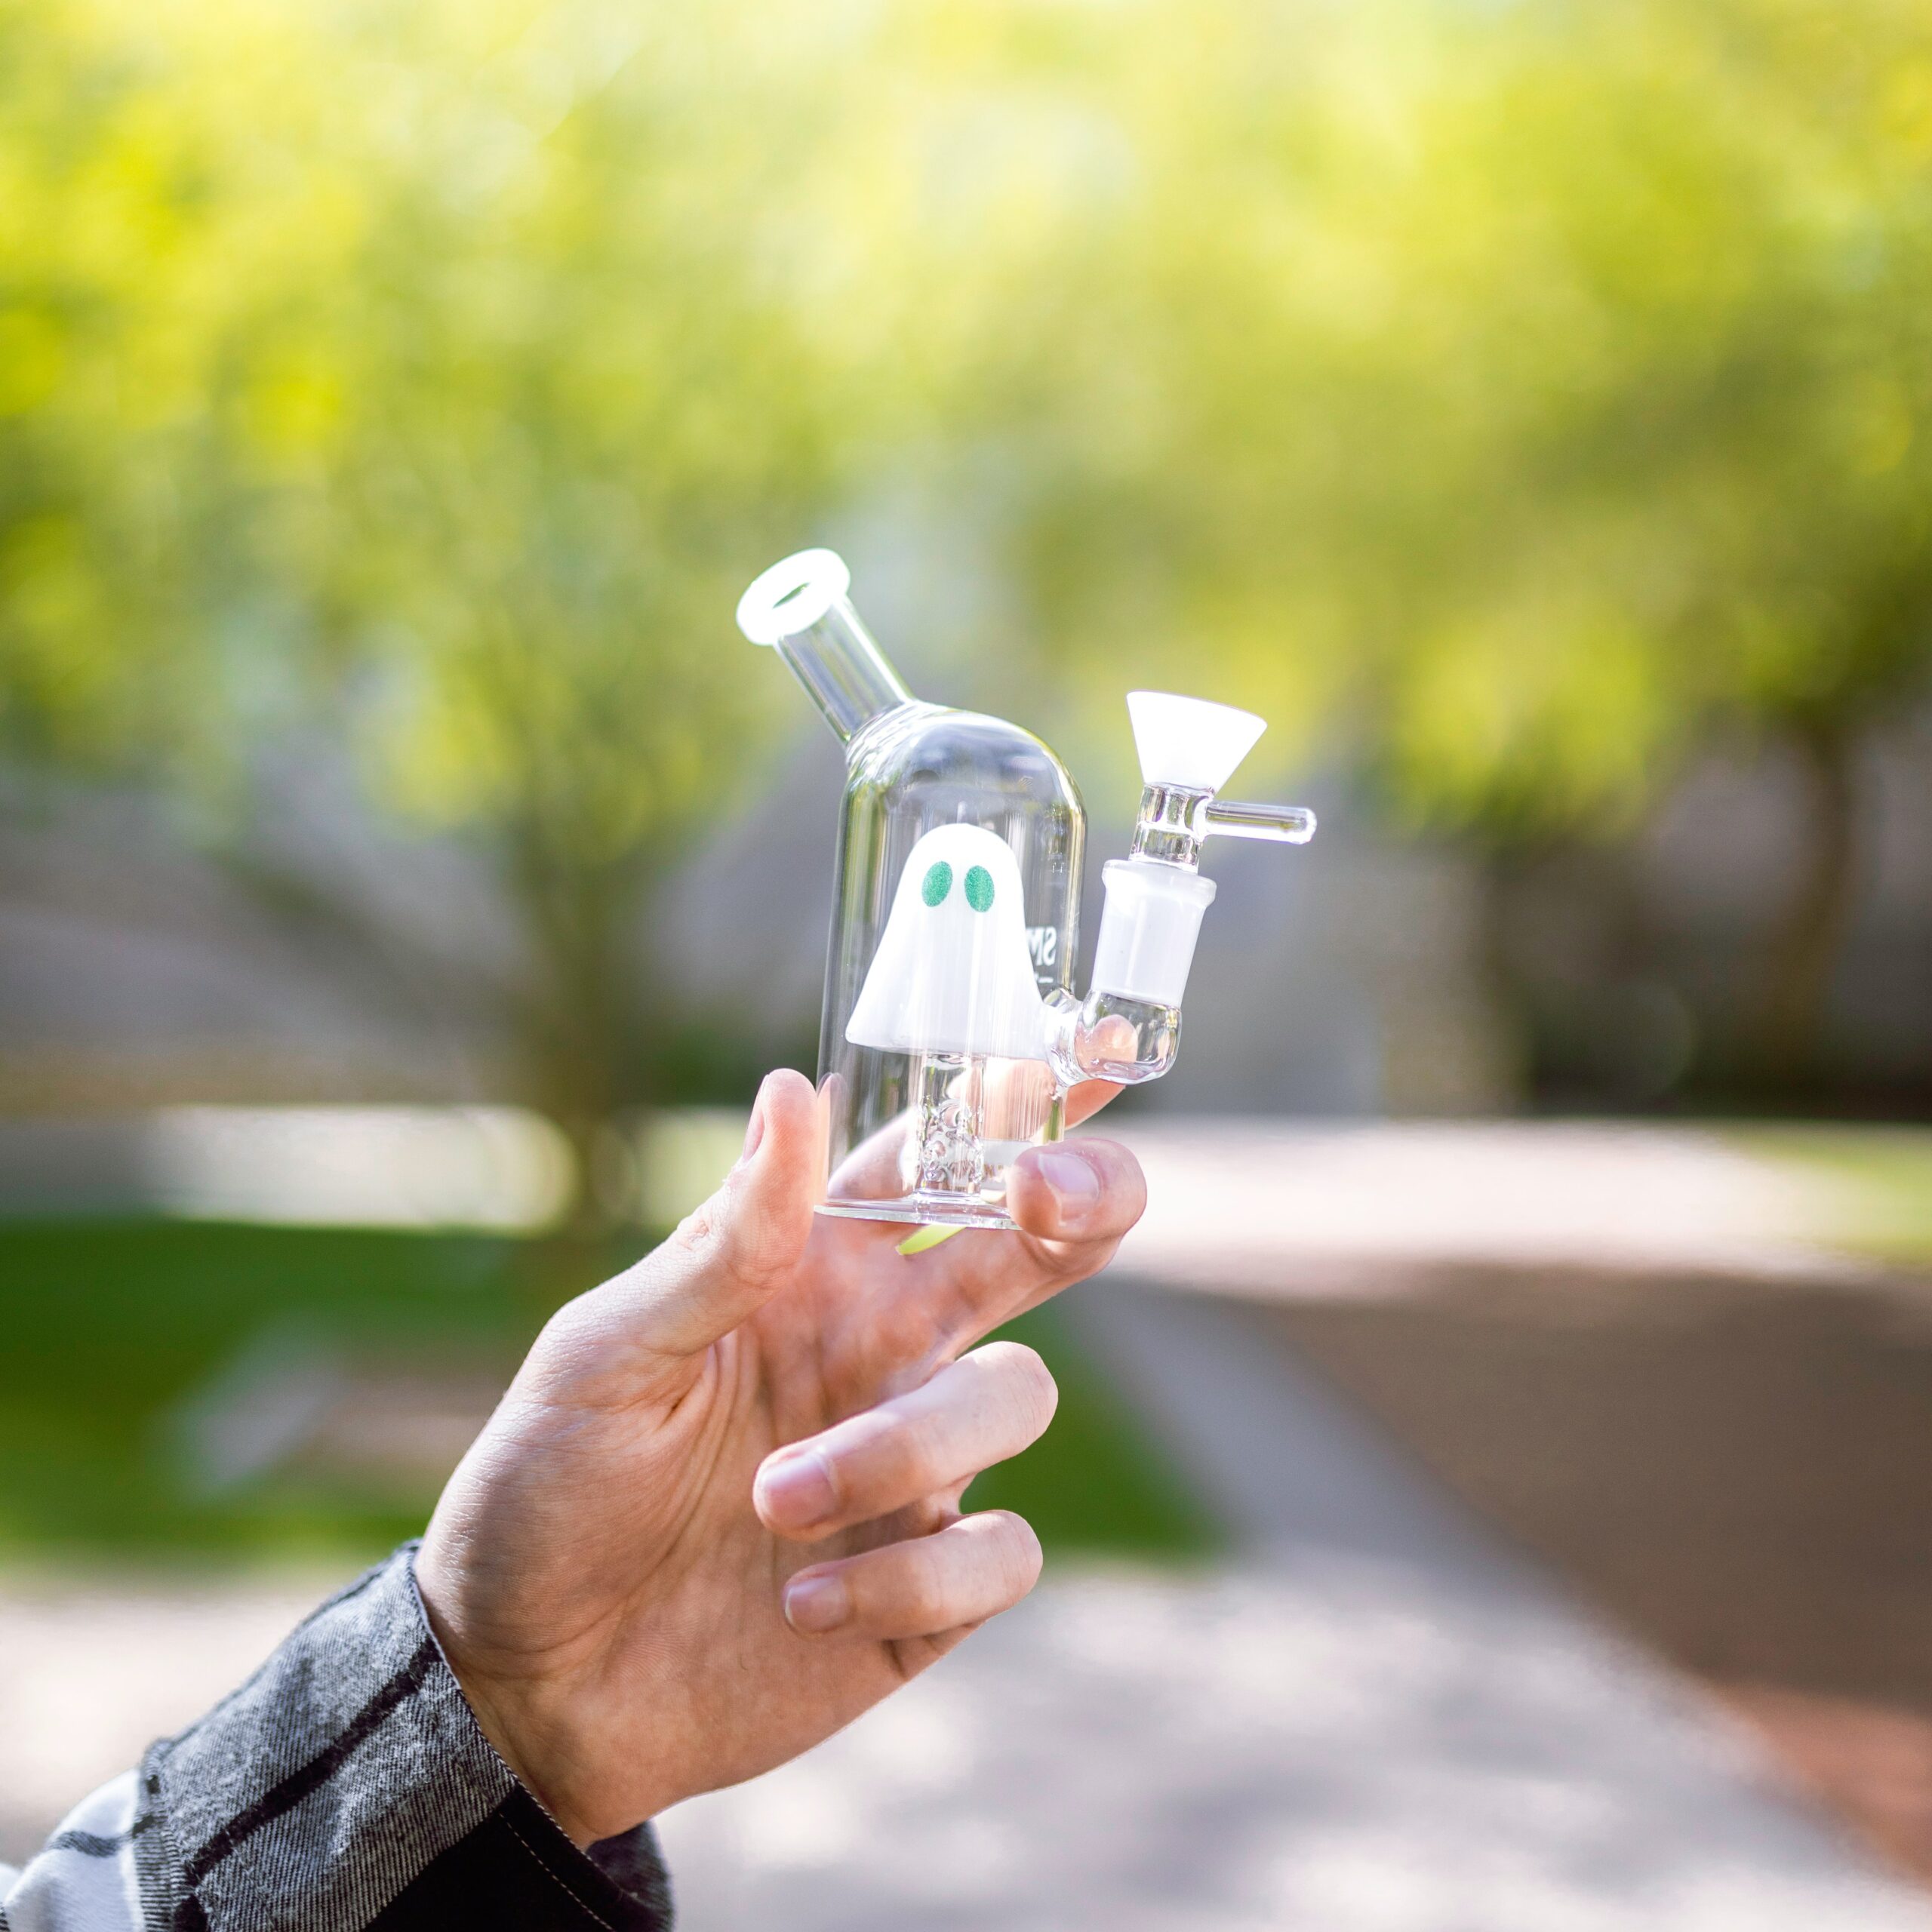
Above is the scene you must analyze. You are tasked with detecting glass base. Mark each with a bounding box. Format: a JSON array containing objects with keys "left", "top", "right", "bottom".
[{"left": 817, "top": 1193, "right": 1020, "bottom": 1233}]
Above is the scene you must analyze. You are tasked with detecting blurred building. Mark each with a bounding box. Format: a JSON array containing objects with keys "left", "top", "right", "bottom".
[
  {"left": 4, "top": 698, "right": 1930, "bottom": 1121},
  {"left": 1496, "top": 709, "right": 1932, "bottom": 1114},
  {"left": 0, "top": 758, "right": 512, "bottom": 1112}
]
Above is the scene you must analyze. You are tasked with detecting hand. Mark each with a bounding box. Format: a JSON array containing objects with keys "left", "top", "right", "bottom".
[{"left": 414, "top": 1068, "right": 1145, "bottom": 1846}]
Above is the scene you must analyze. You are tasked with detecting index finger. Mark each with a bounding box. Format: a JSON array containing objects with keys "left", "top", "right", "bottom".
[
  {"left": 1064, "top": 1078, "right": 1126, "bottom": 1129},
  {"left": 893, "top": 1135, "right": 1147, "bottom": 1354}
]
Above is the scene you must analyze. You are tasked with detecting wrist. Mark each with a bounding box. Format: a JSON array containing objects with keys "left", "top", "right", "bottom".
[
  {"left": 412, "top": 1557, "right": 605, "bottom": 1849},
  {"left": 450, "top": 1667, "right": 602, "bottom": 1850}
]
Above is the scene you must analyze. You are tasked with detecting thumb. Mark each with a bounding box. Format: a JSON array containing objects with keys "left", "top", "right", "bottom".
[
  {"left": 540, "top": 1070, "right": 823, "bottom": 1385},
  {"left": 636, "top": 1067, "right": 823, "bottom": 1359}
]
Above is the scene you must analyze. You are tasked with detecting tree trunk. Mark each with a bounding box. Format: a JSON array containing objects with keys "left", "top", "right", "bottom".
[
  {"left": 506, "top": 843, "right": 657, "bottom": 1235},
  {"left": 1755, "top": 717, "right": 1860, "bottom": 1087}
]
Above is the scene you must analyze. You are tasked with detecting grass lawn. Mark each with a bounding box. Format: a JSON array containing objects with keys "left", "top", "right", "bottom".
[
  {"left": 0, "top": 1220, "right": 1214, "bottom": 1566},
  {"left": 1724, "top": 1124, "right": 1932, "bottom": 1266}
]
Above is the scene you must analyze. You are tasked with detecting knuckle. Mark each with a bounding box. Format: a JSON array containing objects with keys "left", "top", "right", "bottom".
[
  {"left": 681, "top": 1175, "right": 792, "bottom": 1294},
  {"left": 891, "top": 1546, "right": 952, "bottom": 1632},
  {"left": 531, "top": 1297, "right": 586, "bottom": 1361},
  {"left": 886, "top": 1413, "right": 949, "bottom": 1497},
  {"left": 835, "top": 1413, "right": 921, "bottom": 1506},
  {"left": 526, "top": 1294, "right": 605, "bottom": 1380}
]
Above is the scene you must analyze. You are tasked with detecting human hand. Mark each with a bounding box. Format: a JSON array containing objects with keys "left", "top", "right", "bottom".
[{"left": 415, "top": 1069, "right": 1144, "bottom": 1846}]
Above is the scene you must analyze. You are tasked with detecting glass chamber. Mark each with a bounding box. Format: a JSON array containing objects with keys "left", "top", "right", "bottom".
[
  {"left": 736, "top": 549, "right": 1316, "bottom": 1233},
  {"left": 738, "top": 549, "right": 1082, "bottom": 1231}
]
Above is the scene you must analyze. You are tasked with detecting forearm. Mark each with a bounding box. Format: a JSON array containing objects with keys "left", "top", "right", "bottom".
[{"left": 1, "top": 1545, "right": 672, "bottom": 1931}]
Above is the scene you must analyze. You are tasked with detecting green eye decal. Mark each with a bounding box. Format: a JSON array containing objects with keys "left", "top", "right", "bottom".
[
  {"left": 921, "top": 862, "right": 952, "bottom": 906},
  {"left": 964, "top": 865, "right": 995, "bottom": 912}
]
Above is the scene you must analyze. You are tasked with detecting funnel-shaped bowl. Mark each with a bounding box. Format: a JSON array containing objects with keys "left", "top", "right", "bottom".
[{"left": 1127, "top": 691, "right": 1266, "bottom": 792}]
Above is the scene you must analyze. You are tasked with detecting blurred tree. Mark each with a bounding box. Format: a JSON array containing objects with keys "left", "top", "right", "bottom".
[
  {"left": 287, "top": 9, "right": 853, "bottom": 1168},
  {"left": 958, "top": 0, "right": 1932, "bottom": 1082},
  {"left": 6, "top": 0, "right": 1932, "bottom": 1134},
  {"left": 0, "top": 0, "right": 854, "bottom": 1186},
  {"left": 0, "top": 0, "right": 290, "bottom": 782}
]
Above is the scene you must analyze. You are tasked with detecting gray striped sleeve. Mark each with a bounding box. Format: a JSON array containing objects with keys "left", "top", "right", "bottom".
[
  {"left": 1, "top": 1767, "right": 146, "bottom": 1931},
  {"left": 140, "top": 1546, "right": 512, "bottom": 1929},
  {"left": 5, "top": 1546, "right": 671, "bottom": 1932}
]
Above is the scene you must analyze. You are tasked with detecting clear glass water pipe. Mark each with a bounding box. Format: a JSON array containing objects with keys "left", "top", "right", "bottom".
[{"left": 736, "top": 551, "right": 1315, "bottom": 1232}]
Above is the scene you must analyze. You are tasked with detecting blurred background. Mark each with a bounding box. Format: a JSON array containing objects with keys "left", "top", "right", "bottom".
[{"left": 5, "top": 0, "right": 1932, "bottom": 1922}]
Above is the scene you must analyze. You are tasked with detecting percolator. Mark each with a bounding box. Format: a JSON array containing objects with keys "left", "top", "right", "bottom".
[{"left": 737, "top": 547, "right": 1315, "bottom": 1233}]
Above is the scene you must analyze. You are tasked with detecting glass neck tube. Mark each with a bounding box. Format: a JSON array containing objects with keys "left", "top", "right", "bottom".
[
  {"left": 1129, "top": 783, "right": 1212, "bottom": 869},
  {"left": 1128, "top": 783, "right": 1320, "bottom": 866},
  {"left": 774, "top": 595, "right": 913, "bottom": 746}
]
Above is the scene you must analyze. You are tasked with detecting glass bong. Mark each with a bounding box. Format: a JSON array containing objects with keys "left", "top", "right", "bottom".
[{"left": 737, "top": 548, "right": 1315, "bottom": 1233}]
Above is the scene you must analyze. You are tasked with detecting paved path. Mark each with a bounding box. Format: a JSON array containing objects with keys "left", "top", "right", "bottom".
[
  {"left": 0, "top": 1266, "right": 1922, "bottom": 1924},
  {"left": 9, "top": 1110, "right": 1924, "bottom": 1284},
  {"left": 654, "top": 1281, "right": 1932, "bottom": 1930},
  {"left": 1108, "top": 1119, "right": 1882, "bottom": 1293},
  {"left": 0, "top": 1576, "right": 326, "bottom": 1863}
]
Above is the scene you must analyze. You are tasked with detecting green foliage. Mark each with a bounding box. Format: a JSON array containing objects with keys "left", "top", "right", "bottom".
[
  {"left": 1728, "top": 1124, "right": 1932, "bottom": 1265},
  {"left": 0, "top": 0, "right": 864, "bottom": 1118},
  {"left": 0, "top": 0, "right": 274, "bottom": 777},
  {"left": 0, "top": 1219, "right": 540, "bottom": 1558},
  {"left": 977, "top": 0, "right": 1932, "bottom": 838},
  {"left": 4, "top": 0, "right": 1930, "bottom": 1099},
  {"left": 0, "top": 1220, "right": 1213, "bottom": 1562}
]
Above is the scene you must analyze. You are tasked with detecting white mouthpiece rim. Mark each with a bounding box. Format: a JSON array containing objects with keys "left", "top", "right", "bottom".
[
  {"left": 1126, "top": 691, "right": 1266, "bottom": 792},
  {"left": 737, "top": 548, "right": 851, "bottom": 645}
]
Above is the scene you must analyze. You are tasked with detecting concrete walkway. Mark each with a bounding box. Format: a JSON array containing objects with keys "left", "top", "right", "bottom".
[
  {"left": 0, "top": 1282, "right": 1918, "bottom": 1923},
  {"left": 0, "top": 1576, "right": 326, "bottom": 1863},
  {"left": 654, "top": 1281, "right": 1932, "bottom": 1930},
  {"left": 1109, "top": 1119, "right": 1901, "bottom": 1294},
  {"left": 9, "top": 1110, "right": 1927, "bottom": 1284}
]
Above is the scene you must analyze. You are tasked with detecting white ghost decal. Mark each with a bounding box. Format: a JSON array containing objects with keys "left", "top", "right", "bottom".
[{"left": 845, "top": 825, "right": 1047, "bottom": 1061}]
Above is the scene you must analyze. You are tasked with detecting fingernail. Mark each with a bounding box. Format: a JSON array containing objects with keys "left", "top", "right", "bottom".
[
  {"left": 783, "top": 1571, "right": 851, "bottom": 1634},
  {"left": 755, "top": 1446, "right": 838, "bottom": 1529},
  {"left": 1031, "top": 1146, "right": 1101, "bottom": 1222},
  {"left": 739, "top": 1078, "right": 771, "bottom": 1166}
]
